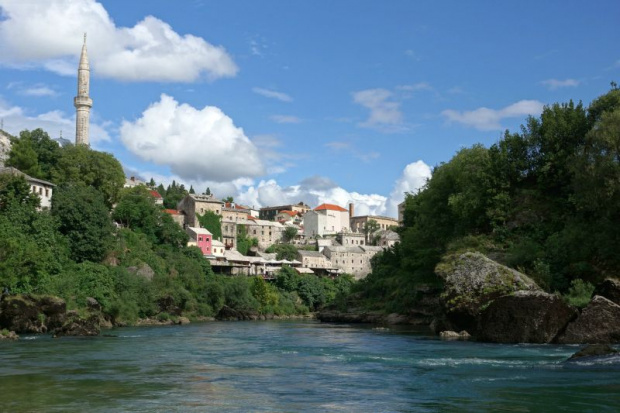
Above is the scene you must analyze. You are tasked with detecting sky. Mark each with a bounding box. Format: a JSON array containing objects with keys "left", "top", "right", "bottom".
[{"left": 0, "top": 0, "right": 617, "bottom": 217}]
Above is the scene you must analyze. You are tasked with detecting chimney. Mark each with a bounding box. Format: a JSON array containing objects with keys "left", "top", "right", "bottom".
[{"left": 349, "top": 203, "right": 354, "bottom": 219}]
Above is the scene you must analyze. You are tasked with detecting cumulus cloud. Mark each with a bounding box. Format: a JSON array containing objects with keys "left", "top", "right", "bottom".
[
  {"left": 386, "top": 160, "right": 432, "bottom": 216},
  {"left": 0, "top": 0, "right": 238, "bottom": 82},
  {"left": 541, "top": 78, "right": 579, "bottom": 90},
  {"left": 353, "top": 88, "right": 402, "bottom": 129},
  {"left": 270, "top": 115, "right": 301, "bottom": 124},
  {"left": 0, "top": 98, "right": 110, "bottom": 144},
  {"left": 441, "top": 100, "right": 544, "bottom": 131},
  {"left": 120, "top": 94, "right": 264, "bottom": 182},
  {"left": 252, "top": 87, "right": 292, "bottom": 102}
]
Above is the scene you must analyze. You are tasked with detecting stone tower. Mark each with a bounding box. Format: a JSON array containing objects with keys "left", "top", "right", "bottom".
[{"left": 74, "top": 33, "right": 92, "bottom": 146}]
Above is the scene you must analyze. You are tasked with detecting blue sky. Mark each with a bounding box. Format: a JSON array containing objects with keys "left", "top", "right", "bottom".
[{"left": 0, "top": 0, "right": 617, "bottom": 216}]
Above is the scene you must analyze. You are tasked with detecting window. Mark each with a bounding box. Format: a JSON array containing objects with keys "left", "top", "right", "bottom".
[
  {"left": 39, "top": 187, "right": 43, "bottom": 195},
  {"left": 198, "top": 236, "right": 202, "bottom": 241},
  {"left": 45, "top": 188, "right": 49, "bottom": 197}
]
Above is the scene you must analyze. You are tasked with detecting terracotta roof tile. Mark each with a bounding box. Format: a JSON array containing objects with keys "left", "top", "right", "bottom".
[{"left": 315, "top": 203, "right": 348, "bottom": 212}]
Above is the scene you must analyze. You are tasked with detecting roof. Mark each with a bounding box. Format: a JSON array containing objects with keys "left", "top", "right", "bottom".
[
  {"left": 164, "top": 209, "right": 181, "bottom": 215},
  {"left": 149, "top": 190, "right": 162, "bottom": 198},
  {"left": 212, "top": 240, "right": 225, "bottom": 247},
  {"left": 297, "top": 250, "right": 325, "bottom": 258},
  {"left": 278, "top": 210, "right": 298, "bottom": 217},
  {"left": 325, "top": 246, "right": 365, "bottom": 254},
  {"left": 295, "top": 267, "right": 315, "bottom": 274},
  {"left": 360, "top": 246, "right": 384, "bottom": 253},
  {"left": 315, "top": 203, "right": 348, "bottom": 212},
  {"left": 0, "top": 166, "right": 55, "bottom": 187},
  {"left": 350, "top": 215, "right": 399, "bottom": 222},
  {"left": 186, "top": 226, "right": 212, "bottom": 236},
  {"left": 188, "top": 194, "right": 224, "bottom": 204}
]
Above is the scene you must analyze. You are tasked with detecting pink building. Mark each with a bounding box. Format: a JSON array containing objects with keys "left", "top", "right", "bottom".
[{"left": 186, "top": 227, "right": 213, "bottom": 256}]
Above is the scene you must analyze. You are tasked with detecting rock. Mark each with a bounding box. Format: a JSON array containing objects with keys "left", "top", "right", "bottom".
[
  {"left": 36, "top": 295, "right": 67, "bottom": 331},
  {"left": 215, "top": 305, "right": 259, "bottom": 321},
  {"left": 316, "top": 310, "right": 385, "bottom": 324},
  {"left": 568, "top": 344, "right": 619, "bottom": 360},
  {"left": 0, "top": 330, "right": 18, "bottom": 340},
  {"left": 436, "top": 252, "right": 541, "bottom": 332},
  {"left": 0, "top": 295, "right": 47, "bottom": 333},
  {"left": 86, "top": 297, "right": 101, "bottom": 312},
  {"left": 157, "top": 295, "right": 183, "bottom": 316},
  {"left": 386, "top": 313, "right": 409, "bottom": 325},
  {"left": 128, "top": 263, "right": 155, "bottom": 281},
  {"left": 54, "top": 313, "right": 100, "bottom": 337},
  {"left": 477, "top": 291, "right": 577, "bottom": 343},
  {"left": 439, "top": 330, "right": 471, "bottom": 340},
  {"left": 593, "top": 278, "right": 620, "bottom": 306},
  {"left": 177, "top": 317, "right": 190, "bottom": 325},
  {"left": 556, "top": 296, "right": 620, "bottom": 344}
]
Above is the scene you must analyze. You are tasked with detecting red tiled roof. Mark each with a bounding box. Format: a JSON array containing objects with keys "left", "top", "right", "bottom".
[
  {"left": 247, "top": 215, "right": 257, "bottom": 220},
  {"left": 279, "top": 210, "right": 298, "bottom": 217},
  {"left": 164, "top": 209, "right": 180, "bottom": 215},
  {"left": 315, "top": 203, "right": 348, "bottom": 212},
  {"left": 149, "top": 190, "right": 162, "bottom": 198}
]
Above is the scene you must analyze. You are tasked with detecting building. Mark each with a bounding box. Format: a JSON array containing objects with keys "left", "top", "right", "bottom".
[
  {"left": 186, "top": 227, "right": 213, "bottom": 256},
  {"left": 211, "top": 239, "right": 226, "bottom": 257},
  {"left": 149, "top": 190, "right": 163, "bottom": 206},
  {"left": 164, "top": 209, "right": 185, "bottom": 227},
  {"left": 177, "top": 193, "right": 224, "bottom": 228},
  {"left": 323, "top": 245, "right": 383, "bottom": 280},
  {"left": 222, "top": 202, "right": 251, "bottom": 223},
  {"left": 259, "top": 202, "right": 311, "bottom": 221},
  {"left": 349, "top": 215, "right": 399, "bottom": 233},
  {"left": 337, "top": 230, "right": 366, "bottom": 246},
  {"left": 377, "top": 230, "right": 400, "bottom": 248},
  {"left": 275, "top": 210, "right": 301, "bottom": 224},
  {"left": 124, "top": 176, "right": 145, "bottom": 188},
  {"left": 74, "top": 34, "right": 92, "bottom": 146},
  {"left": 398, "top": 201, "right": 406, "bottom": 224},
  {"left": 297, "top": 250, "right": 332, "bottom": 270},
  {"left": 245, "top": 219, "right": 285, "bottom": 250},
  {"left": 303, "top": 203, "right": 351, "bottom": 238},
  {"left": 0, "top": 167, "right": 55, "bottom": 210}
]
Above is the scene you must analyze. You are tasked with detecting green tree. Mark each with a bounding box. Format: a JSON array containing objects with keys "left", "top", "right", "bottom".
[
  {"left": 197, "top": 210, "right": 222, "bottom": 240},
  {"left": 266, "top": 243, "right": 298, "bottom": 260},
  {"left": 236, "top": 224, "right": 258, "bottom": 255},
  {"left": 222, "top": 196, "right": 234, "bottom": 203},
  {"left": 0, "top": 174, "right": 40, "bottom": 211},
  {"left": 6, "top": 133, "right": 42, "bottom": 178},
  {"left": 363, "top": 219, "right": 380, "bottom": 244},
  {"left": 52, "top": 145, "right": 125, "bottom": 207},
  {"left": 283, "top": 226, "right": 298, "bottom": 243},
  {"left": 52, "top": 183, "right": 114, "bottom": 263}
]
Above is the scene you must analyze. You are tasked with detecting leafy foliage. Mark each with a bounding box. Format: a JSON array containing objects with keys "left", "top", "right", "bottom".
[{"left": 197, "top": 210, "right": 222, "bottom": 240}]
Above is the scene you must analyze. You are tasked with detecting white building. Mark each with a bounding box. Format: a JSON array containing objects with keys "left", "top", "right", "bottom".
[
  {"left": 0, "top": 167, "right": 55, "bottom": 210},
  {"left": 303, "top": 203, "right": 351, "bottom": 238}
]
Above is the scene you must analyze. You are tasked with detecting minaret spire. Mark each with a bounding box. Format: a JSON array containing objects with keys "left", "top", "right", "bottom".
[{"left": 74, "top": 33, "right": 93, "bottom": 146}]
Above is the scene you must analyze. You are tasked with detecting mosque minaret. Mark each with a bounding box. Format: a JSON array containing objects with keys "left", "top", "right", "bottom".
[{"left": 74, "top": 33, "right": 92, "bottom": 146}]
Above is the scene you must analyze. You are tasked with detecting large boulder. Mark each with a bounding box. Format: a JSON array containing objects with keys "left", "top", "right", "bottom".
[
  {"left": 568, "top": 344, "right": 619, "bottom": 360},
  {"left": 0, "top": 295, "right": 67, "bottom": 333},
  {"left": 477, "top": 291, "right": 578, "bottom": 343},
  {"left": 556, "top": 296, "right": 620, "bottom": 344},
  {"left": 127, "top": 263, "right": 155, "bottom": 281},
  {"left": 436, "top": 252, "right": 541, "bottom": 332},
  {"left": 593, "top": 278, "right": 620, "bottom": 306},
  {"left": 53, "top": 311, "right": 100, "bottom": 337}
]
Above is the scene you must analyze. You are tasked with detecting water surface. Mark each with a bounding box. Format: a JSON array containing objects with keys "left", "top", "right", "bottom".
[{"left": 1, "top": 320, "right": 619, "bottom": 412}]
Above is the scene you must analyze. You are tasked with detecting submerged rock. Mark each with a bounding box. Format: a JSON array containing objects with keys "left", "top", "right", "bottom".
[
  {"left": 439, "top": 330, "right": 471, "bottom": 340},
  {"left": 477, "top": 291, "right": 577, "bottom": 344},
  {"left": 568, "top": 344, "right": 619, "bottom": 360},
  {"left": 436, "top": 252, "right": 541, "bottom": 332},
  {"left": 556, "top": 296, "right": 620, "bottom": 344}
]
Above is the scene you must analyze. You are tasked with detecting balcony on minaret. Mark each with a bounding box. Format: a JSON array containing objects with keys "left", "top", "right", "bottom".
[{"left": 74, "top": 96, "right": 93, "bottom": 108}]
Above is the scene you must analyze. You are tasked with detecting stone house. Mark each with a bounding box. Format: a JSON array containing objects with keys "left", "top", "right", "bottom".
[
  {"left": 222, "top": 202, "right": 251, "bottom": 223},
  {"left": 0, "top": 166, "right": 55, "bottom": 210},
  {"left": 323, "top": 245, "right": 383, "bottom": 280},
  {"left": 337, "top": 230, "right": 365, "bottom": 247},
  {"left": 177, "top": 193, "right": 224, "bottom": 228},
  {"left": 259, "top": 201, "right": 311, "bottom": 221},
  {"left": 186, "top": 227, "right": 212, "bottom": 256},
  {"left": 211, "top": 239, "right": 225, "bottom": 257},
  {"left": 245, "top": 219, "right": 285, "bottom": 250},
  {"left": 297, "top": 250, "right": 332, "bottom": 270},
  {"left": 349, "top": 215, "right": 399, "bottom": 233},
  {"left": 164, "top": 209, "right": 185, "bottom": 227}
]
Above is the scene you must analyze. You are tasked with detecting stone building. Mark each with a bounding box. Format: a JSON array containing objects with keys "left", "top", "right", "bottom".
[
  {"left": 337, "top": 230, "right": 365, "bottom": 247},
  {"left": 0, "top": 131, "right": 11, "bottom": 167},
  {"left": 323, "top": 245, "right": 383, "bottom": 280},
  {"left": 222, "top": 202, "right": 251, "bottom": 223},
  {"left": 177, "top": 193, "right": 224, "bottom": 228},
  {"left": 164, "top": 209, "right": 185, "bottom": 227},
  {"left": 245, "top": 219, "right": 285, "bottom": 250},
  {"left": 297, "top": 250, "right": 332, "bottom": 270},
  {"left": 398, "top": 201, "right": 406, "bottom": 224},
  {"left": 74, "top": 34, "right": 92, "bottom": 146},
  {"left": 259, "top": 202, "right": 310, "bottom": 221},
  {"left": 349, "top": 215, "right": 399, "bottom": 233}
]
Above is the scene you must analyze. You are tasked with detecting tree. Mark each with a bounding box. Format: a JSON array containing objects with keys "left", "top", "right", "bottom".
[
  {"left": 189, "top": 185, "right": 195, "bottom": 194},
  {"left": 197, "top": 210, "right": 222, "bottom": 240},
  {"left": 149, "top": 178, "right": 156, "bottom": 187},
  {"left": 52, "top": 145, "right": 125, "bottom": 207},
  {"left": 363, "top": 219, "right": 380, "bottom": 245},
  {"left": 6, "top": 133, "right": 42, "bottom": 178},
  {"left": 52, "top": 183, "right": 114, "bottom": 263},
  {"left": 0, "top": 174, "right": 40, "bottom": 211},
  {"left": 205, "top": 187, "right": 211, "bottom": 195},
  {"left": 236, "top": 224, "right": 258, "bottom": 255},
  {"left": 266, "top": 244, "right": 298, "bottom": 260},
  {"left": 283, "top": 226, "right": 298, "bottom": 243},
  {"left": 223, "top": 196, "right": 234, "bottom": 203},
  {"left": 112, "top": 186, "right": 160, "bottom": 241}
]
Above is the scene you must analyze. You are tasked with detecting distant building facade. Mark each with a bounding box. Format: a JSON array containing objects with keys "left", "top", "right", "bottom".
[
  {"left": 259, "top": 202, "right": 310, "bottom": 221},
  {"left": 177, "top": 194, "right": 224, "bottom": 228},
  {"left": 186, "top": 227, "right": 213, "bottom": 256},
  {"left": 0, "top": 167, "right": 55, "bottom": 210},
  {"left": 303, "top": 203, "right": 350, "bottom": 238}
]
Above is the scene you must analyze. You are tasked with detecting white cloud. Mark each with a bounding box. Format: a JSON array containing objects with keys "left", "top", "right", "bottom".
[
  {"left": 541, "top": 78, "right": 579, "bottom": 90},
  {"left": 441, "top": 100, "right": 544, "bottom": 131},
  {"left": 0, "top": 0, "right": 238, "bottom": 82},
  {"left": 252, "top": 87, "right": 292, "bottom": 102},
  {"left": 386, "top": 160, "right": 432, "bottom": 216},
  {"left": 353, "top": 88, "right": 402, "bottom": 129},
  {"left": 0, "top": 99, "right": 110, "bottom": 144},
  {"left": 120, "top": 94, "right": 264, "bottom": 182},
  {"left": 396, "top": 83, "right": 431, "bottom": 92},
  {"left": 270, "top": 115, "right": 301, "bottom": 124},
  {"left": 21, "top": 86, "right": 58, "bottom": 97}
]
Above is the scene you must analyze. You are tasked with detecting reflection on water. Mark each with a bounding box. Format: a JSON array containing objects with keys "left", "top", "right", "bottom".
[{"left": 1, "top": 321, "right": 619, "bottom": 412}]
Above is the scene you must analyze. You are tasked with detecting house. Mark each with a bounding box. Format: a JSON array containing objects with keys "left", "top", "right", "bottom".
[
  {"left": 149, "top": 190, "right": 163, "bottom": 206},
  {"left": 297, "top": 250, "right": 332, "bottom": 270},
  {"left": 245, "top": 219, "right": 285, "bottom": 249},
  {"left": 222, "top": 202, "right": 251, "bottom": 223},
  {"left": 323, "top": 245, "right": 383, "bottom": 280},
  {"left": 186, "top": 226, "right": 213, "bottom": 256},
  {"left": 275, "top": 209, "right": 301, "bottom": 224},
  {"left": 0, "top": 166, "right": 55, "bottom": 210},
  {"left": 349, "top": 215, "right": 399, "bottom": 233},
  {"left": 164, "top": 209, "right": 185, "bottom": 227},
  {"left": 177, "top": 193, "right": 224, "bottom": 228},
  {"left": 124, "top": 176, "right": 145, "bottom": 188},
  {"left": 211, "top": 239, "right": 226, "bottom": 257},
  {"left": 303, "top": 203, "right": 351, "bottom": 238},
  {"left": 377, "top": 230, "right": 400, "bottom": 248},
  {"left": 259, "top": 201, "right": 311, "bottom": 221},
  {"left": 337, "top": 230, "right": 365, "bottom": 246}
]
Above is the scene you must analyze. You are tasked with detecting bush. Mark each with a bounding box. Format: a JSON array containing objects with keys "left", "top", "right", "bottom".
[{"left": 564, "top": 279, "right": 595, "bottom": 308}]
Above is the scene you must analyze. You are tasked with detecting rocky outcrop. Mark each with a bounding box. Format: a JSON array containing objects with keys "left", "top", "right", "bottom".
[
  {"left": 216, "top": 305, "right": 260, "bottom": 321},
  {"left": 53, "top": 311, "right": 101, "bottom": 337},
  {"left": 0, "top": 330, "right": 18, "bottom": 340},
  {"left": 127, "top": 263, "right": 155, "bottom": 281},
  {"left": 556, "top": 296, "right": 620, "bottom": 344},
  {"left": 593, "top": 278, "right": 620, "bottom": 306},
  {"left": 436, "top": 252, "right": 541, "bottom": 332},
  {"left": 439, "top": 330, "right": 471, "bottom": 340},
  {"left": 477, "top": 291, "right": 577, "bottom": 343},
  {"left": 157, "top": 295, "right": 183, "bottom": 316},
  {"left": 568, "top": 344, "right": 619, "bottom": 360},
  {"left": 0, "top": 295, "right": 67, "bottom": 333}
]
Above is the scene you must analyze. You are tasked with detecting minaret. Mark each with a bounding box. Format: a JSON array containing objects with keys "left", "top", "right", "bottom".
[{"left": 74, "top": 33, "right": 92, "bottom": 146}]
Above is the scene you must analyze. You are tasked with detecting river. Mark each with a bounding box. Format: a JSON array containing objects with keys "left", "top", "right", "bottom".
[{"left": 1, "top": 320, "right": 619, "bottom": 412}]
